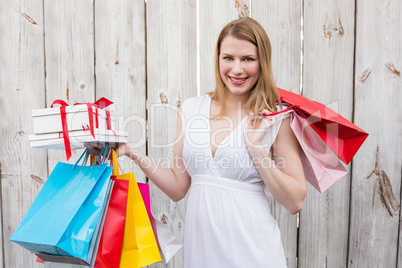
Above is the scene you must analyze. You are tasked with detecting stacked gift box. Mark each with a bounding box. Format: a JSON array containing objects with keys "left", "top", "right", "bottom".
[{"left": 29, "top": 98, "right": 128, "bottom": 160}]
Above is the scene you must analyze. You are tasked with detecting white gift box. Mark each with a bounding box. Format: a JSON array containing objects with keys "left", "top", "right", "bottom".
[
  {"left": 29, "top": 129, "right": 128, "bottom": 150},
  {"left": 32, "top": 104, "right": 116, "bottom": 135}
]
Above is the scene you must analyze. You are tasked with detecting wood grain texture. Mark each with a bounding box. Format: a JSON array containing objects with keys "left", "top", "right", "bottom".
[
  {"left": 0, "top": 162, "right": 2, "bottom": 267},
  {"left": 399, "top": 180, "right": 402, "bottom": 268},
  {"left": 44, "top": 0, "right": 95, "bottom": 170},
  {"left": 146, "top": 0, "right": 197, "bottom": 267},
  {"left": 95, "top": 0, "right": 147, "bottom": 181},
  {"left": 299, "top": 1, "right": 356, "bottom": 267},
  {"left": 349, "top": 0, "right": 401, "bottom": 266},
  {"left": 199, "top": 0, "right": 250, "bottom": 95},
  {"left": 0, "top": 0, "right": 46, "bottom": 267},
  {"left": 252, "top": 1, "right": 301, "bottom": 267}
]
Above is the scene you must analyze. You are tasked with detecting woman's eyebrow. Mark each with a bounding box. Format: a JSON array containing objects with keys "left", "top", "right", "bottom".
[{"left": 221, "top": 53, "right": 256, "bottom": 57}]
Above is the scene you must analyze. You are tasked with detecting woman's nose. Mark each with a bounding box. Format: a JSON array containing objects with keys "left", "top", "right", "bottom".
[{"left": 232, "top": 60, "right": 243, "bottom": 74}]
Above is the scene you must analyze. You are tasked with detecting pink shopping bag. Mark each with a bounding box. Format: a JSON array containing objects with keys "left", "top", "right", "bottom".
[{"left": 290, "top": 112, "right": 348, "bottom": 193}]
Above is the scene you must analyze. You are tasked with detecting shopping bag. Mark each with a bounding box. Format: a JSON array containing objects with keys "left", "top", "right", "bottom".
[
  {"left": 35, "top": 180, "right": 112, "bottom": 265},
  {"left": 290, "top": 112, "right": 349, "bottom": 193},
  {"left": 119, "top": 172, "right": 161, "bottom": 267},
  {"left": 138, "top": 182, "right": 182, "bottom": 264},
  {"left": 152, "top": 219, "right": 183, "bottom": 264},
  {"left": 94, "top": 177, "right": 129, "bottom": 268},
  {"left": 37, "top": 174, "right": 112, "bottom": 266},
  {"left": 10, "top": 149, "right": 113, "bottom": 262},
  {"left": 277, "top": 88, "right": 369, "bottom": 164}
]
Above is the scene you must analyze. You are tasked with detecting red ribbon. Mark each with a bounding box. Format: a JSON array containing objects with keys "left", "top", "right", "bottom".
[
  {"left": 106, "top": 111, "right": 111, "bottom": 129},
  {"left": 59, "top": 106, "right": 71, "bottom": 160},
  {"left": 50, "top": 98, "right": 113, "bottom": 161}
]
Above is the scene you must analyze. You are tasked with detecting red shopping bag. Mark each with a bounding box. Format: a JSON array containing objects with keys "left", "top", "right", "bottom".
[
  {"left": 277, "top": 88, "right": 369, "bottom": 164},
  {"left": 92, "top": 149, "right": 126, "bottom": 268},
  {"left": 94, "top": 177, "right": 129, "bottom": 268}
]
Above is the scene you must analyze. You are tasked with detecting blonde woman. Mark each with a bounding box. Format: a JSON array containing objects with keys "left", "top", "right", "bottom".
[{"left": 92, "top": 17, "right": 306, "bottom": 267}]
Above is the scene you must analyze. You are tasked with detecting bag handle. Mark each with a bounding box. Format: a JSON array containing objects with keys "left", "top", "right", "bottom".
[
  {"left": 110, "top": 149, "right": 119, "bottom": 176},
  {"left": 89, "top": 146, "right": 119, "bottom": 176},
  {"left": 88, "top": 144, "right": 110, "bottom": 165},
  {"left": 74, "top": 148, "right": 89, "bottom": 167}
]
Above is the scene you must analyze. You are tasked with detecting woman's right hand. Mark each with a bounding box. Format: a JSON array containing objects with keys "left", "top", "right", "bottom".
[
  {"left": 85, "top": 142, "right": 130, "bottom": 158},
  {"left": 86, "top": 145, "right": 103, "bottom": 158}
]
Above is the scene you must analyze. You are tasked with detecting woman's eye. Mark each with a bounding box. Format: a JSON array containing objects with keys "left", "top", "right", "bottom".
[
  {"left": 244, "top": 58, "right": 255, "bottom": 62},
  {"left": 223, "top": 56, "right": 233, "bottom": 60}
]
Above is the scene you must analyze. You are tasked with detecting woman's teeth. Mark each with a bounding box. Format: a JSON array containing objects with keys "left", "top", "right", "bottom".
[{"left": 230, "top": 77, "right": 247, "bottom": 82}]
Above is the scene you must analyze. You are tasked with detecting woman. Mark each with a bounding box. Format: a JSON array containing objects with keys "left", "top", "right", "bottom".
[{"left": 93, "top": 17, "right": 306, "bottom": 267}]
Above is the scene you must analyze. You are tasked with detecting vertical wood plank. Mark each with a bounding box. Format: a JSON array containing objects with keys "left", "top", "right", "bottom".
[
  {"left": 199, "top": 0, "right": 250, "bottom": 95},
  {"left": 349, "top": 0, "right": 401, "bottom": 266},
  {"left": 94, "top": 0, "right": 147, "bottom": 181},
  {"left": 399, "top": 187, "right": 402, "bottom": 268},
  {"left": 299, "top": 1, "right": 355, "bottom": 267},
  {"left": 0, "top": 162, "right": 2, "bottom": 266},
  {"left": 400, "top": 184, "right": 402, "bottom": 268},
  {"left": 0, "top": 0, "right": 46, "bottom": 266},
  {"left": 44, "top": 0, "right": 95, "bottom": 169},
  {"left": 252, "top": 2, "right": 301, "bottom": 267},
  {"left": 399, "top": 188, "right": 402, "bottom": 268},
  {"left": 146, "top": 0, "right": 197, "bottom": 267}
]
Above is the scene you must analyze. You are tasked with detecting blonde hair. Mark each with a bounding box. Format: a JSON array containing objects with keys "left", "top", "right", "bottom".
[{"left": 209, "top": 17, "right": 282, "bottom": 118}]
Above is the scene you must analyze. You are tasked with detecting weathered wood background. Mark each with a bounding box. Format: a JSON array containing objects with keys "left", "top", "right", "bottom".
[{"left": 0, "top": 0, "right": 401, "bottom": 267}]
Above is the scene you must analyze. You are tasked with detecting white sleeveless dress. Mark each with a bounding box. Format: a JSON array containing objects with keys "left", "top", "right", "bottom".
[{"left": 182, "top": 95, "right": 287, "bottom": 268}]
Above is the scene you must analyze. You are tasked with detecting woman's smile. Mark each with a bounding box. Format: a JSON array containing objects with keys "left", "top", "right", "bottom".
[{"left": 229, "top": 76, "right": 248, "bottom": 85}]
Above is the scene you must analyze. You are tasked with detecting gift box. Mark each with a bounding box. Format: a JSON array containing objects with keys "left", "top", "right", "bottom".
[
  {"left": 32, "top": 104, "right": 115, "bottom": 135},
  {"left": 29, "top": 129, "right": 128, "bottom": 150}
]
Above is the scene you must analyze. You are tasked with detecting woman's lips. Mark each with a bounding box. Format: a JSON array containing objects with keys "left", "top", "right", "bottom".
[{"left": 229, "top": 76, "right": 248, "bottom": 85}]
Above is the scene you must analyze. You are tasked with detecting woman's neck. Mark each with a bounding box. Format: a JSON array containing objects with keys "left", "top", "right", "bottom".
[{"left": 224, "top": 91, "right": 249, "bottom": 111}]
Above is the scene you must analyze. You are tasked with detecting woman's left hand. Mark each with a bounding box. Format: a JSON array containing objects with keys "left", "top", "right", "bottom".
[{"left": 244, "top": 109, "right": 276, "bottom": 149}]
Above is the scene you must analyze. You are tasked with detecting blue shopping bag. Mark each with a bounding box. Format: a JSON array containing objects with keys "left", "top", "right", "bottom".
[{"left": 10, "top": 148, "right": 113, "bottom": 262}]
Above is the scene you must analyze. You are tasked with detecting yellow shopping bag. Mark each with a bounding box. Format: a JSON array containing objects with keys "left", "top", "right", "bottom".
[
  {"left": 109, "top": 150, "right": 161, "bottom": 267},
  {"left": 118, "top": 172, "right": 161, "bottom": 267}
]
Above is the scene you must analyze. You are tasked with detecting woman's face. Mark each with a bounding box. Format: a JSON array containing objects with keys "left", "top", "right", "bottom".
[{"left": 219, "top": 35, "right": 260, "bottom": 97}]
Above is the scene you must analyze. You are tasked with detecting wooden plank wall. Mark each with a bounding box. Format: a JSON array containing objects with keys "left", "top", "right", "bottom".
[
  {"left": 299, "top": 0, "right": 355, "bottom": 267},
  {"left": 0, "top": 0, "right": 401, "bottom": 267},
  {"left": 0, "top": 0, "right": 46, "bottom": 267},
  {"left": 146, "top": 0, "right": 196, "bottom": 267},
  {"left": 349, "top": 0, "right": 402, "bottom": 267}
]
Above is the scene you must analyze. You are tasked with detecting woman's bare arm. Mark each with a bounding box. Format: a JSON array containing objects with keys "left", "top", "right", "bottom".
[{"left": 246, "top": 113, "right": 307, "bottom": 214}]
